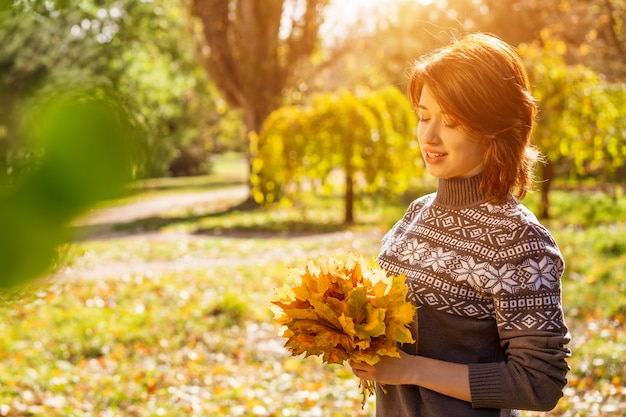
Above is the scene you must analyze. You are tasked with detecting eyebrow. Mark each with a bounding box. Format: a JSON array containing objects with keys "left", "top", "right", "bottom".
[{"left": 417, "top": 104, "right": 451, "bottom": 116}]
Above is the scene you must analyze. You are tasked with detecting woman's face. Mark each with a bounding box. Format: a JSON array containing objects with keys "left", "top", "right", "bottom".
[{"left": 416, "top": 86, "right": 487, "bottom": 179}]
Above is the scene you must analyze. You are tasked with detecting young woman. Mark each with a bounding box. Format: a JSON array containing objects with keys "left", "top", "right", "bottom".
[{"left": 349, "top": 33, "right": 571, "bottom": 417}]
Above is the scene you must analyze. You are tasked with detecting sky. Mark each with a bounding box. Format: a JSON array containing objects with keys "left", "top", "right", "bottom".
[{"left": 322, "top": 0, "right": 436, "bottom": 39}]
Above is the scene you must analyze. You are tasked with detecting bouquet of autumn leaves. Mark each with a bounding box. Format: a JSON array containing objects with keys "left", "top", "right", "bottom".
[{"left": 271, "top": 253, "right": 416, "bottom": 406}]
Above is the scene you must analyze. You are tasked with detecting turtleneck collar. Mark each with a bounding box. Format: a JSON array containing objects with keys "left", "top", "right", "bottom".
[{"left": 433, "top": 174, "right": 486, "bottom": 208}]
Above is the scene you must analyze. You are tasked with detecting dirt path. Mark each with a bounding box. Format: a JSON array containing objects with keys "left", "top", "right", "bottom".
[
  {"left": 59, "top": 186, "right": 251, "bottom": 280},
  {"left": 76, "top": 186, "right": 249, "bottom": 226},
  {"left": 59, "top": 186, "right": 383, "bottom": 280}
]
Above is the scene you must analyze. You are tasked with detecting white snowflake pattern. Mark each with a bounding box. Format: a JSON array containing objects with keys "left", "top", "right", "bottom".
[
  {"left": 399, "top": 238, "right": 430, "bottom": 265},
  {"left": 421, "top": 247, "right": 456, "bottom": 272},
  {"left": 483, "top": 264, "right": 520, "bottom": 294},
  {"left": 523, "top": 257, "right": 557, "bottom": 290},
  {"left": 382, "top": 234, "right": 403, "bottom": 254},
  {"left": 453, "top": 257, "right": 490, "bottom": 290}
]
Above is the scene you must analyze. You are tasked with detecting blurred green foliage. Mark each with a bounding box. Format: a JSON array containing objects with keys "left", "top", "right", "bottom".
[
  {"left": 0, "top": 88, "right": 139, "bottom": 288},
  {"left": 0, "top": 0, "right": 244, "bottom": 286},
  {"left": 0, "top": 0, "right": 241, "bottom": 179}
]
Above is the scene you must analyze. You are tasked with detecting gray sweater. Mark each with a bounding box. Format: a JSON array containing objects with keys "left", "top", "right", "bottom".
[{"left": 375, "top": 175, "right": 570, "bottom": 417}]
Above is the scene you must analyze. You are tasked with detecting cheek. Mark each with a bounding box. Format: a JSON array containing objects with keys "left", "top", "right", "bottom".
[
  {"left": 467, "top": 144, "right": 488, "bottom": 165},
  {"left": 416, "top": 125, "right": 426, "bottom": 142}
]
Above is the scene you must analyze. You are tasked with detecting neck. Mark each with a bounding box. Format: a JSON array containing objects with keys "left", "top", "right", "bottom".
[{"left": 434, "top": 175, "right": 485, "bottom": 208}]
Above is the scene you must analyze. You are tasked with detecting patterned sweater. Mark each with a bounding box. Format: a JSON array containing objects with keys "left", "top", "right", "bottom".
[{"left": 375, "top": 175, "right": 570, "bottom": 417}]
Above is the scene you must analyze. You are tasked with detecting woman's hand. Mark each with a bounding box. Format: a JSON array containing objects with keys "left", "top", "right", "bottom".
[
  {"left": 349, "top": 350, "right": 418, "bottom": 386},
  {"left": 349, "top": 351, "right": 472, "bottom": 402}
]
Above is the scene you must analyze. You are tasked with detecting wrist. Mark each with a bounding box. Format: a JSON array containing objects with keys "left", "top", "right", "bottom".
[{"left": 401, "top": 353, "right": 423, "bottom": 385}]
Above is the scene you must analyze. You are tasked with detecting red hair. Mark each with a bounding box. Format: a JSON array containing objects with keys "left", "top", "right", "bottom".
[{"left": 407, "top": 33, "right": 539, "bottom": 203}]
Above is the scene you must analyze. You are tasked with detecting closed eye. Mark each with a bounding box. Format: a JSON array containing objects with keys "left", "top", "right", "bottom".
[{"left": 417, "top": 111, "right": 430, "bottom": 123}]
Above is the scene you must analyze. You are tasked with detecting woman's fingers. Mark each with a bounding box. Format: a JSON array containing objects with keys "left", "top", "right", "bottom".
[{"left": 349, "top": 359, "right": 373, "bottom": 380}]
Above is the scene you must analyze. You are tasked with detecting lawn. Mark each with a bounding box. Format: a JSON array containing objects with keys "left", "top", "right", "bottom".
[{"left": 0, "top": 158, "right": 625, "bottom": 416}]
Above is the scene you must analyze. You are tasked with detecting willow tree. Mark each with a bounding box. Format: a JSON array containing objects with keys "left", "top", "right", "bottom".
[
  {"left": 255, "top": 87, "right": 421, "bottom": 224},
  {"left": 191, "top": 0, "right": 330, "bottom": 199}
]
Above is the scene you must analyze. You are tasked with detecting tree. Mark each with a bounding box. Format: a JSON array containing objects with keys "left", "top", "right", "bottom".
[
  {"left": 0, "top": 4, "right": 111, "bottom": 180},
  {"left": 483, "top": 0, "right": 626, "bottom": 81},
  {"left": 190, "top": 0, "right": 330, "bottom": 199},
  {"left": 520, "top": 36, "right": 626, "bottom": 218},
  {"left": 110, "top": 0, "right": 233, "bottom": 176},
  {"left": 255, "top": 86, "right": 420, "bottom": 224},
  {"left": 0, "top": 0, "right": 227, "bottom": 285},
  {"left": 1, "top": 0, "right": 234, "bottom": 179}
]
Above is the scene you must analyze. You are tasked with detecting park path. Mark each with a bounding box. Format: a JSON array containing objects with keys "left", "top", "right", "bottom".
[
  {"left": 59, "top": 186, "right": 381, "bottom": 280},
  {"left": 76, "top": 186, "right": 249, "bottom": 227}
]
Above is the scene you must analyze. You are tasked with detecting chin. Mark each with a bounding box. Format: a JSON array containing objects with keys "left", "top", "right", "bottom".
[{"left": 427, "top": 170, "right": 448, "bottom": 179}]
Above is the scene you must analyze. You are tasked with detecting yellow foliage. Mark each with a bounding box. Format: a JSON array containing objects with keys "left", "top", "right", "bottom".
[{"left": 272, "top": 253, "right": 416, "bottom": 406}]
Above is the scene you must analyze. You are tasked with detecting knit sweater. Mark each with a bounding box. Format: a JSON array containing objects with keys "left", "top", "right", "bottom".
[{"left": 375, "top": 175, "right": 570, "bottom": 417}]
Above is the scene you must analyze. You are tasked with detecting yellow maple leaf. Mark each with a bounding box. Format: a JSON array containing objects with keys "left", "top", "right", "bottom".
[
  {"left": 354, "top": 304, "right": 387, "bottom": 339},
  {"left": 338, "top": 313, "right": 356, "bottom": 335},
  {"left": 308, "top": 298, "right": 343, "bottom": 330}
]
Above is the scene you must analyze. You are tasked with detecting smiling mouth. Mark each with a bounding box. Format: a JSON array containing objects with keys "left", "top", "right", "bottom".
[{"left": 426, "top": 152, "right": 447, "bottom": 158}]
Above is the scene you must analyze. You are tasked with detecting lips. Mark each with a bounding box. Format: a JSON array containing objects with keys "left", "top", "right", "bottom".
[
  {"left": 422, "top": 150, "right": 448, "bottom": 166},
  {"left": 426, "top": 152, "right": 447, "bottom": 158}
]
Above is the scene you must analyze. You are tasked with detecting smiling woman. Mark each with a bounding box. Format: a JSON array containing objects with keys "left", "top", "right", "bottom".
[{"left": 350, "top": 33, "right": 571, "bottom": 417}]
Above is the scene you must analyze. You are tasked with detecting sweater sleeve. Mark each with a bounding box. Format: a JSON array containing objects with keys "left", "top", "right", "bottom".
[{"left": 468, "top": 223, "right": 571, "bottom": 411}]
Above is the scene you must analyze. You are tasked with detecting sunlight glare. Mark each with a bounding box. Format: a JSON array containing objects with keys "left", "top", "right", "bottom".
[
  {"left": 328, "top": 0, "right": 438, "bottom": 23},
  {"left": 323, "top": 0, "right": 440, "bottom": 40}
]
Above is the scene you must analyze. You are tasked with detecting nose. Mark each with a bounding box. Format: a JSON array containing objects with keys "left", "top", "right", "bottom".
[{"left": 419, "top": 121, "right": 441, "bottom": 144}]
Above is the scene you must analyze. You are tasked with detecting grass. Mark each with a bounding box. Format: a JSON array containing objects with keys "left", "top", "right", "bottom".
[
  {"left": 1, "top": 157, "right": 625, "bottom": 416},
  {"left": 1, "top": 243, "right": 378, "bottom": 416},
  {"left": 134, "top": 152, "right": 247, "bottom": 193},
  {"left": 94, "top": 152, "right": 248, "bottom": 209}
]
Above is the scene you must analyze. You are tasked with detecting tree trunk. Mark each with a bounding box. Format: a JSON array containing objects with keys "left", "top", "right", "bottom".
[
  {"left": 191, "top": 0, "right": 330, "bottom": 209},
  {"left": 539, "top": 159, "right": 555, "bottom": 219},
  {"left": 344, "top": 162, "right": 354, "bottom": 225},
  {"left": 241, "top": 107, "right": 261, "bottom": 208}
]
